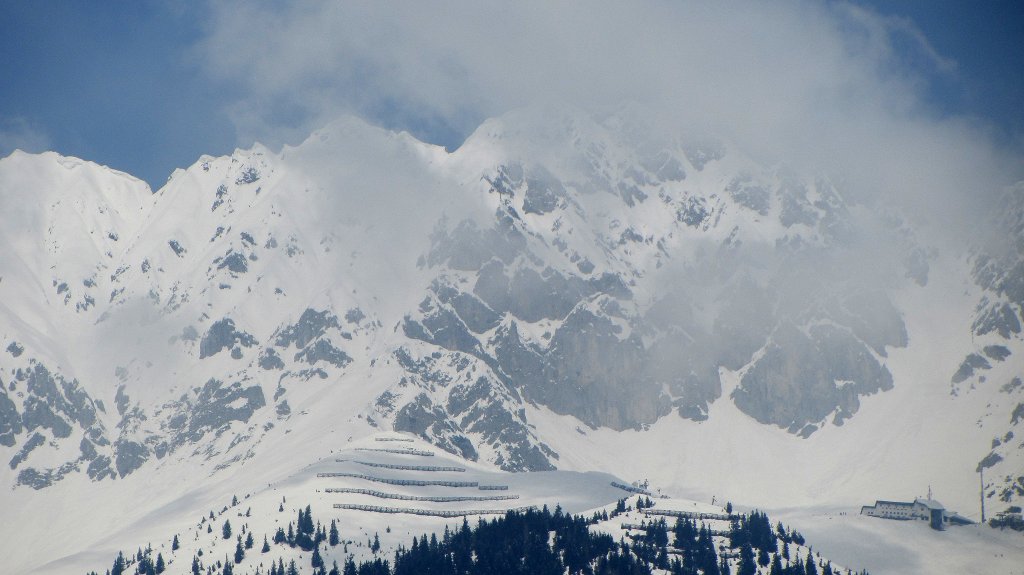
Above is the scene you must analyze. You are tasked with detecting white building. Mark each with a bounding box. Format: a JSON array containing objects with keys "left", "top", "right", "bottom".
[{"left": 860, "top": 496, "right": 974, "bottom": 530}]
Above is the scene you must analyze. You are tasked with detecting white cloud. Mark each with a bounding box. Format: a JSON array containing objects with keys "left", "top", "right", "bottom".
[
  {"left": 196, "top": 0, "right": 1021, "bottom": 245},
  {"left": 0, "top": 117, "right": 50, "bottom": 157}
]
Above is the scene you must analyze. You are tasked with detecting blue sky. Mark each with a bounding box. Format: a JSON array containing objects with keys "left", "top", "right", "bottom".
[{"left": 1, "top": 1, "right": 1021, "bottom": 189}]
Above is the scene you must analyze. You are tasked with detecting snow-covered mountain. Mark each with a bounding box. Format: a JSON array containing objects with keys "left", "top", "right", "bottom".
[{"left": 1, "top": 108, "right": 1021, "bottom": 572}]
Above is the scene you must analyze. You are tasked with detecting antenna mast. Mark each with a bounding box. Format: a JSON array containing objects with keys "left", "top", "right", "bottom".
[{"left": 980, "top": 469, "right": 986, "bottom": 523}]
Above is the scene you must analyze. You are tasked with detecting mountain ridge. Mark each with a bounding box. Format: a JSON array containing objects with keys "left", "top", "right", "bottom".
[{"left": 1, "top": 110, "right": 1021, "bottom": 573}]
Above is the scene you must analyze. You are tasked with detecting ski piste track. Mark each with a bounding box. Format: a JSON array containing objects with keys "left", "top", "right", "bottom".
[{"left": 323, "top": 440, "right": 523, "bottom": 518}]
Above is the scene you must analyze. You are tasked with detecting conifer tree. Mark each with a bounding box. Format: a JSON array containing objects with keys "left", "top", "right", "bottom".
[
  {"left": 286, "top": 560, "right": 299, "bottom": 575},
  {"left": 806, "top": 555, "right": 819, "bottom": 575},
  {"left": 222, "top": 557, "right": 233, "bottom": 575},
  {"left": 312, "top": 545, "right": 324, "bottom": 568},
  {"left": 111, "top": 551, "right": 126, "bottom": 575},
  {"left": 155, "top": 553, "right": 165, "bottom": 574},
  {"left": 245, "top": 531, "right": 254, "bottom": 549},
  {"left": 262, "top": 535, "right": 271, "bottom": 553},
  {"left": 329, "top": 519, "right": 340, "bottom": 546},
  {"left": 172, "top": 535, "right": 180, "bottom": 551},
  {"left": 738, "top": 543, "right": 757, "bottom": 575},
  {"left": 234, "top": 538, "right": 244, "bottom": 563},
  {"left": 191, "top": 556, "right": 201, "bottom": 575},
  {"left": 329, "top": 560, "right": 340, "bottom": 575},
  {"left": 222, "top": 520, "right": 232, "bottom": 540}
]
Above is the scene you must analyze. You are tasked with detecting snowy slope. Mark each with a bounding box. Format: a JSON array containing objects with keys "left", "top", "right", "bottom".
[{"left": 0, "top": 108, "right": 1022, "bottom": 573}]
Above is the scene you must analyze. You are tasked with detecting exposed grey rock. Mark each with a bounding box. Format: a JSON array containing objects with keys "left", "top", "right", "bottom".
[
  {"left": 393, "top": 393, "right": 478, "bottom": 461},
  {"left": 733, "top": 323, "right": 894, "bottom": 435},
  {"left": 22, "top": 397, "right": 72, "bottom": 438},
  {"left": 16, "top": 460, "right": 78, "bottom": 490},
  {"left": 683, "top": 140, "right": 724, "bottom": 170},
  {"left": 447, "top": 377, "right": 554, "bottom": 471},
  {"left": 432, "top": 282, "right": 502, "bottom": 334},
  {"left": 391, "top": 347, "right": 555, "bottom": 471},
  {"left": 115, "top": 385, "right": 130, "bottom": 417},
  {"left": 530, "top": 307, "right": 670, "bottom": 430},
  {"left": 216, "top": 251, "right": 249, "bottom": 274},
  {"left": 985, "top": 345, "right": 1012, "bottom": 362},
  {"left": 617, "top": 182, "right": 647, "bottom": 207},
  {"left": 166, "top": 378, "right": 266, "bottom": 446},
  {"left": 276, "top": 400, "right": 291, "bottom": 417},
  {"left": 86, "top": 455, "right": 114, "bottom": 481},
  {"left": 168, "top": 239, "right": 186, "bottom": 257},
  {"left": 676, "top": 196, "right": 709, "bottom": 227},
  {"left": 258, "top": 348, "right": 285, "bottom": 370},
  {"left": 973, "top": 302, "right": 1022, "bottom": 338},
  {"left": 952, "top": 353, "right": 992, "bottom": 384},
  {"left": 426, "top": 215, "right": 526, "bottom": 272},
  {"left": 640, "top": 150, "right": 686, "bottom": 182},
  {"left": 79, "top": 436, "right": 98, "bottom": 460},
  {"left": 293, "top": 338, "right": 352, "bottom": 368},
  {"left": 113, "top": 439, "right": 150, "bottom": 478},
  {"left": 779, "top": 181, "right": 819, "bottom": 228},
  {"left": 829, "top": 291, "right": 908, "bottom": 356},
  {"left": 522, "top": 168, "right": 565, "bottom": 215},
  {"left": 345, "top": 307, "right": 366, "bottom": 324},
  {"left": 6, "top": 341, "right": 24, "bottom": 357},
  {"left": 0, "top": 390, "right": 22, "bottom": 446},
  {"left": 404, "top": 305, "right": 482, "bottom": 357},
  {"left": 199, "top": 318, "right": 257, "bottom": 359},
  {"left": 17, "top": 467, "right": 54, "bottom": 489},
  {"left": 9, "top": 432, "right": 44, "bottom": 469},
  {"left": 275, "top": 308, "right": 340, "bottom": 349},
  {"left": 236, "top": 166, "right": 260, "bottom": 184},
  {"left": 726, "top": 176, "right": 770, "bottom": 215},
  {"left": 474, "top": 262, "right": 626, "bottom": 323},
  {"left": 978, "top": 451, "right": 1004, "bottom": 472}
]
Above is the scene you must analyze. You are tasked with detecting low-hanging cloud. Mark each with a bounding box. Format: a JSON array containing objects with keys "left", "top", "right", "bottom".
[{"left": 196, "top": 0, "right": 1021, "bottom": 246}]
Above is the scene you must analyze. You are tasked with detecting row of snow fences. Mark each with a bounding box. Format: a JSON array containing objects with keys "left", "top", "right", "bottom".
[
  {"left": 333, "top": 504, "right": 536, "bottom": 518},
  {"left": 317, "top": 472, "right": 479, "bottom": 487},
  {"left": 610, "top": 481, "right": 653, "bottom": 496},
  {"left": 355, "top": 447, "right": 434, "bottom": 456},
  {"left": 374, "top": 437, "right": 414, "bottom": 442},
  {"left": 477, "top": 485, "right": 509, "bottom": 491},
  {"left": 641, "top": 508, "right": 732, "bottom": 521},
  {"left": 324, "top": 487, "right": 520, "bottom": 502},
  {"left": 619, "top": 522, "right": 727, "bottom": 536},
  {"left": 341, "top": 460, "right": 466, "bottom": 472}
]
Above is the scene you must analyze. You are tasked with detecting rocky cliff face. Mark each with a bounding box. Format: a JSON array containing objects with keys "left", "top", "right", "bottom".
[{"left": 0, "top": 109, "right": 1020, "bottom": 514}]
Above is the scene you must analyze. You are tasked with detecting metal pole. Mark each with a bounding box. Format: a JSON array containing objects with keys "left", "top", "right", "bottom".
[{"left": 980, "top": 468, "right": 986, "bottom": 524}]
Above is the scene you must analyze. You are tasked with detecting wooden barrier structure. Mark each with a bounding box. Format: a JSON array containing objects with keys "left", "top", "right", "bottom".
[
  {"left": 344, "top": 460, "right": 466, "bottom": 472},
  {"left": 641, "top": 508, "right": 732, "bottom": 521},
  {"left": 610, "top": 481, "right": 653, "bottom": 496},
  {"left": 333, "top": 503, "right": 535, "bottom": 518},
  {"left": 355, "top": 447, "right": 434, "bottom": 456},
  {"left": 324, "top": 487, "right": 519, "bottom": 502},
  {"left": 317, "top": 472, "right": 478, "bottom": 487}
]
